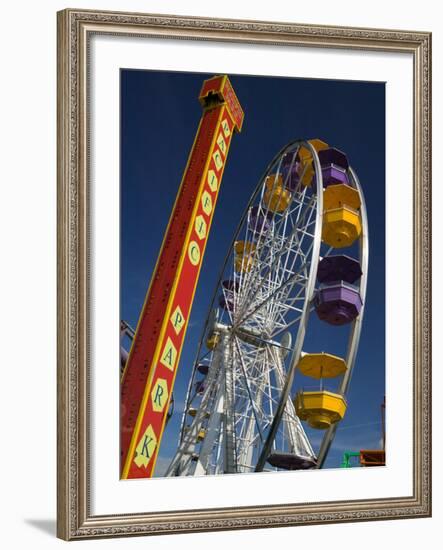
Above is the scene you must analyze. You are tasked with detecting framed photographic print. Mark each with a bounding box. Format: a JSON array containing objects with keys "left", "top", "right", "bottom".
[{"left": 57, "top": 8, "right": 431, "bottom": 540}]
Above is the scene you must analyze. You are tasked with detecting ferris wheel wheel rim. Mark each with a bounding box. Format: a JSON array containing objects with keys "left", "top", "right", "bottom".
[
  {"left": 176, "top": 139, "right": 317, "bottom": 454},
  {"left": 176, "top": 141, "right": 369, "bottom": 474},
  {"left": 178, "top": 139, "right": 325, "bottom": 463}
]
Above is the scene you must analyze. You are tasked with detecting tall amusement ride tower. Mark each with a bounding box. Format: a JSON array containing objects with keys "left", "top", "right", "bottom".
[{"left": 120, "top": 75, "right": 244, "bottom": 479}]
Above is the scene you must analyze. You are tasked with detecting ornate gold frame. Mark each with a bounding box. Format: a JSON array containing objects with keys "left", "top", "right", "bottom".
[{"left": 57, "top": 8, "right": 431, "bottom": 540}]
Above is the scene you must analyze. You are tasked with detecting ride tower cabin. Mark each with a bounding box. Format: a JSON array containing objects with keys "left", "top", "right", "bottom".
[{"left": 120, "top": 75, "right": 244, "bottom": 479}]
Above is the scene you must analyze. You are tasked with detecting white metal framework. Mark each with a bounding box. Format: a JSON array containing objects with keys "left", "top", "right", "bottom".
[{"left": 166, "top": 140, "right": 368, "bottom": 476}]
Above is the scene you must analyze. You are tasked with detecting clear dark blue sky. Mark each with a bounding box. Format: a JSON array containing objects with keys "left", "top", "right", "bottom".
[{"left": 121, "top": 69, "right": 385, "bottom": 475}]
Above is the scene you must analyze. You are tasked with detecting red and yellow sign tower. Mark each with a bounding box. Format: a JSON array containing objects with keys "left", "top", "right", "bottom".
[{"left": 121, "top": 75, "right": 244, "bottom": 479}]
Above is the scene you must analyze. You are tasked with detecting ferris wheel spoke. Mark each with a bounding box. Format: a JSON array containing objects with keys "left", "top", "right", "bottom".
[
  {"left": 232, "top": 335, "right": 266, "bottom": 444},
  {"left": 239, "top": 225, "right": 316, "bottom": 325},
  {"left": 235, "top": 259, "right": 312, "bottom": 330},
  {"left": 236, "top": 193, "right": 317, "bottom": 317},
  {"left": 235, "top": 200, "right": 318, "bottom": 328},
  {"left": 271, "top": 313, "right": 304, "bottom": 339},
  {"left": 236, "top": 202, "right": 308, "bottom": 316}
]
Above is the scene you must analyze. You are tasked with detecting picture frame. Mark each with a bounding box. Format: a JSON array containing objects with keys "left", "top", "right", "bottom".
[{"left": 57, "top": 8, "right": 431, "bottom": 540}]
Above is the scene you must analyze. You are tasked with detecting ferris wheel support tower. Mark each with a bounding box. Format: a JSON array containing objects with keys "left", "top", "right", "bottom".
[{"left": 120, "top": 75, "right": 244, "bottom": 479}]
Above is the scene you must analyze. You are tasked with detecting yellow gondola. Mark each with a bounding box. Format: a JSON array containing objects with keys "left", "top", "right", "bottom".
[
  {"left": 297, "top": 139, "right": 329, "bottom": 186},
  {"left": 322, "top": 206, "right": 362, "bottom": 248},
  {"left": 297, "top": 352, "right": 347, "bottom": 379},
  {"left": 294, "top": 390, "right": 347, "bottom": 429},
  {"left": 263, "top": 174, "right": 291, "bottom": 213},
  {"left": 197, "top": 429, "right": 206, "bottom": 442},
  {"left": 323, "top": 183, "right": 361, "bottom": 211},
  {"left": 234, "top": 241, "right": 256, "bottom": 272},
  {"left": 234, "top": 240, "right": 256, "bottom": 256},
  {"left": 206, "top": 332, "right": 220, "bottom": 350},
  {"left": 188, "top": 408, "right": 210, "bottom": 419},
  {"left": 234, "top": 255, "right": 254, "bottom": 273}
]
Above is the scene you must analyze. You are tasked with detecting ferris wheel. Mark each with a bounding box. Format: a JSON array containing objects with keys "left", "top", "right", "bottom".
[{"left": 165, "top": 138, "right": 368, "bottom": 477}]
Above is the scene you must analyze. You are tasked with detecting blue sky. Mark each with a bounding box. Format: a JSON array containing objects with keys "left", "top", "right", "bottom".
[{"left": 120, "top": 69, "right": 385, "bottom": 476}]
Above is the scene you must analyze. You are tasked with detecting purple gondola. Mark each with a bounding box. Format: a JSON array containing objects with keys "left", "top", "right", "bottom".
[
  {"left": 318, "top": 147, "right": 349, "bottom": 169},
  {"left": 195, "top": 380, "right": 206, "bottom": 395},
  {"left": 249, "top": 205, "right": 273, "bottom": 235},
  {"left": 267, "top": 451, "right": 317, "bottom": 470},
  {"left": 322, "top": 165, "right": 349, "bottom": 187},
  {"left": 317, "top": 255, "right": 362, "bottom": 285},
  {"left": 197, "top": 363, "right": 209, "bottom": 375},
  {"left": 315, "top": 282, "right": 363, "bottom": 325},
  {"left": 219, "top": 293, "right": 234, "bottom": 312},
  {"left": 280, "top": 152, "right": 300, "bottom": 192},
  {"left": 222, "top": 279, "right": 239, "bottom": 292},
  {"left": 318, "top": 147, "right": 350, "bottom": 187},
  {"left": 220, "top": 280, "right": 237, "bottom": 312}
]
